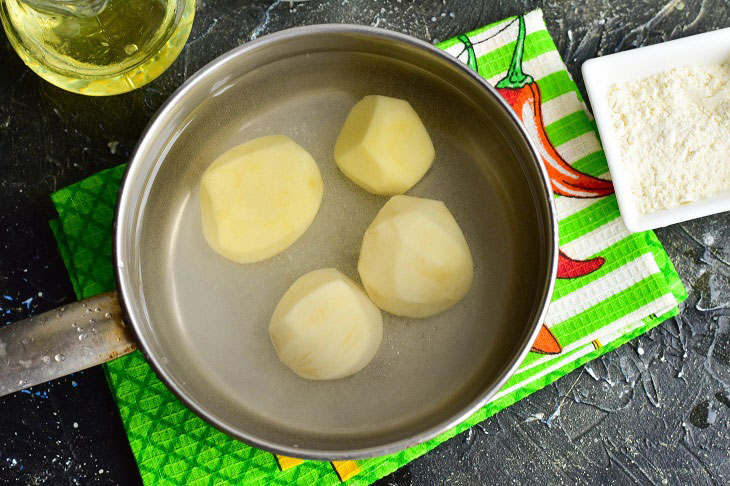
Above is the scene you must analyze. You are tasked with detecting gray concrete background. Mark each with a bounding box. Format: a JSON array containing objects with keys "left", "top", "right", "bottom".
[{"left": 0, "top": 1, "right": 728, "bottom": 484}]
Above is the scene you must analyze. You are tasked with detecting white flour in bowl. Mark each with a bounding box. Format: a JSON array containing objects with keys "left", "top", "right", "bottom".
[{"left": 608, "top": 63, "right": 730, "bottom": 214}]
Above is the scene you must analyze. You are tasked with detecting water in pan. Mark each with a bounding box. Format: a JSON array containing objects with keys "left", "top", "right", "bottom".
[{"left": 137, "top": 50, "right": 544, "bottom": 445}]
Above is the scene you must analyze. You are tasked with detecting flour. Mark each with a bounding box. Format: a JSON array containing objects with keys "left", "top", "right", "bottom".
[{"left": 608, "top": 63, "right": 730, "bottom": 213}]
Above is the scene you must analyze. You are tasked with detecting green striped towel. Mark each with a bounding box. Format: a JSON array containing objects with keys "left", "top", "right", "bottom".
[{"left": 49, "top": 9, "right": 686, "bottom": 485}]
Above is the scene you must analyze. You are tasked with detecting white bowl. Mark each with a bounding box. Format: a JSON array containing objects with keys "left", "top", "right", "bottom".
[{"left": 582, "top": 27, "right": 730, "bottom": 233}]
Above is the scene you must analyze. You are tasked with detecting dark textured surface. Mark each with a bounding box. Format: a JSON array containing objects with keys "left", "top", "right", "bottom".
[{"left": 1, "top": 0, "right": 729, "bottom": 484}]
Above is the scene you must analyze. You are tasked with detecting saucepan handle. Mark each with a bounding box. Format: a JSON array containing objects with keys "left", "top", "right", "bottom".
[{"left": 0, "top": 292, "right": 136, "bottom": 397}]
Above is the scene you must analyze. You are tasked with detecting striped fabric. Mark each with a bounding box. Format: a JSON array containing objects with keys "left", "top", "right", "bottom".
[
  {"left": 48, "top": 9, "right": 685, "bottom": 486},
  {"left": 438, "top": 9, "right": 684, "bottom": 401}
]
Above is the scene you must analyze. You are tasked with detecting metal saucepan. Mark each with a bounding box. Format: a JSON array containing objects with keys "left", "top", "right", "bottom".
[{"left": 0, "top": 25, "right": 557, "bottom": 459}]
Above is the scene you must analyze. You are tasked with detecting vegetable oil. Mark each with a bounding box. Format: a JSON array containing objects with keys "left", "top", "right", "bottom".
[{"left": 0, "top": 0, "right": 195, "bottom": 95}]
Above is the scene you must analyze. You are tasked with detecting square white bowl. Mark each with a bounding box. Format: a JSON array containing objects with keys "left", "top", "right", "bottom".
[{"left": 582, "top": 27, "right": 730, "bottom": 233}]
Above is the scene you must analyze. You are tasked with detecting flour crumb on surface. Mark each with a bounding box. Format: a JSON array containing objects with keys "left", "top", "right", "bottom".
[{"left": 608, "top": 63, "right": 730, "bottom": 213}]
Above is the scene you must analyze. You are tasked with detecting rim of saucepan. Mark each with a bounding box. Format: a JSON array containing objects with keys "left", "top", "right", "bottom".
[{"left": 114, "top": 24, "right": 558, "bottom": 460}]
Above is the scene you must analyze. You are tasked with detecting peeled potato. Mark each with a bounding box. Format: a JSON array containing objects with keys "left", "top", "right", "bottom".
[
  {"left": 200, "top": 135, "right": 323, "bottom": 263},
  {"left": 358, "top": 195, "right": 473, "bottom": 318},
  {"left": 269, "top": 268, "right": 383, "bottom": 380},
  {"left": 334, "top": 95, "right": 435, "bottom": 195}
]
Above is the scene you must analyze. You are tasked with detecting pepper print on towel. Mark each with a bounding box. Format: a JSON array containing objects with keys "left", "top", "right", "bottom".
[
  {"left": 455, "top": 15, "right": 614, "bottom": 355},
  {"left": 275, "top": 456, "right": 361, "bottom": 483}
]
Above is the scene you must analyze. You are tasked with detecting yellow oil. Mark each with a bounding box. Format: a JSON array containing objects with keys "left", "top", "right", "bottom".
[{"left": 1, "top": 0, "right": 195, "bottom": 95}]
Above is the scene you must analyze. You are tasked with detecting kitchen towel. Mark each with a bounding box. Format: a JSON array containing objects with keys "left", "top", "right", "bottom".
[{"left": 49, "top": 9, "right": 686, "bottom": 485}]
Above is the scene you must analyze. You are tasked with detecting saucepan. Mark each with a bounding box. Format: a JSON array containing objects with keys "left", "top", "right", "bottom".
[{"left": 0, "top": 25, "right": 557, "bottom": 459}]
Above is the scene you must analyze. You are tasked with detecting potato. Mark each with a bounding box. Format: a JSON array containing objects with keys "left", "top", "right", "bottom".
[
  {"left": 334, "top": 95, "right": 435, "bottom": 195},
  {"left": 200, "top": 135, "right": 323, "bottom": 263},
  {"left": 358, "top": 195, "right": 473, "bottom": 318},
  {"left": 269, "top": 268, "right": 383, "bottom": 380}
]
